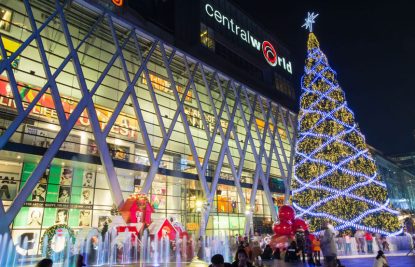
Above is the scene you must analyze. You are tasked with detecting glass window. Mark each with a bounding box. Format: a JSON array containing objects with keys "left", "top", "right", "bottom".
[
  {"left": 0, "top": 6, "right": 13, "bottom": 32},
  {"left": 200, "top": 23, "right": 215, "bottom": 50}
]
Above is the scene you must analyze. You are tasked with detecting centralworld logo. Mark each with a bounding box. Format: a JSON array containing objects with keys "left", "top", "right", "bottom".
[
  {"left": 204, "top": 3, "right": 292, "bottom": 74},
  {"left": 262, "top": 41, "right": 277, "bottom": 67}
]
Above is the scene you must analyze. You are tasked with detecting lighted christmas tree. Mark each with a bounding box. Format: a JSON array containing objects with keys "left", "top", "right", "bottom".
[{"left": 292, "top": 13, "right": 401, "bottom": 235}]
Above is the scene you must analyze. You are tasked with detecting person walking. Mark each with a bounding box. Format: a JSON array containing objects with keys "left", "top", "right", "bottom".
[
  {"left": 336, "top": 234, "right": 343, "bottom": 251},
  {"left": 381, "top": 236, "right": 390, "bottom": 252},
  {"left": 406, "top": 232, "right": 415, "bottom": 256},
  {"left": 354, "top": 229, "right": 364, "bottom": 253},
  {"left": 373, "top": 250, "right": 389, "bottom": 267},
  {"left": 295, "top": 230, "right": 306, "bottom": 262},
  {"left": 320, "top": 221, "right": 337, "bottom": 267},
  {"left": 365, "top": 232, "right": 374, "bottom": 253},
  {"left": 251, "top": 241, "right": 262, "bottom": 265},
  {"left": 375, "top": 233, "right": 382, "bottom": 251},
  {"left": 243, "top": 242, "right": 253, "bottom": 262}
]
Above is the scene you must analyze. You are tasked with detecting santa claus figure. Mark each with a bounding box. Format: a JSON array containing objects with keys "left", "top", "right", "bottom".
[{"left": 134, "top": 194, "right": 154, "bottom": 226}]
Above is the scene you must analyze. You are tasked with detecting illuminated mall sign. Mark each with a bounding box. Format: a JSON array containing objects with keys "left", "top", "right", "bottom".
[{"left": 204, "top": 3, "right": 292, "bottom": 74}]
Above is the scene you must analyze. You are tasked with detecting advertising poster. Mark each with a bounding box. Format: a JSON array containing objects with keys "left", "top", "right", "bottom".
[
  {"left": 82, "top": 171, "right": 95, "bottom": 187},
  {"left": 22, "top": 125, "right": 80, "bottom": 152},
  {"left": 78, "top": 210, "right": 92, "bottom": 227},
  {"left": 0, "top": 171, "right": 20, "bottom": 201},
  {"left": 80, "top": 188, "right": 93, "bottom": 205},
  {"left": 88, "top": 140, "right": 130, "bottom": 161},
  {"left": 108, "top": 143, "right": 130, "bottom": 161},
  {"left": 11, "top": 160, "right": 137, "bottom": 257},
  {"left": 59, "top": 168, "right": 73, "bottom": 186},
  {"left": 151, "top": 182, "right": 166, "bottom": 209},
  {"left": 12, "top": 230, "right": 40, "bottom": 256},
  {"left": 58, "top": 186, "right": 71, "bottom": 203},
  {"left": 26, "top": 207, "right": 43, "bottom": 228},
  {"left": 31, "top": 184, "right": 47, "bottom": 202},
  {"left": 87, "top": 139, "right": 99, "bottom": 155},
  {"left": 55, "top": 209, "right": 69, "bottom": 225}
]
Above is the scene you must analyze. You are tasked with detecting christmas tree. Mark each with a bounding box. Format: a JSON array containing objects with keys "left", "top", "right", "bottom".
[{"left": 292, "top": 13, "right": 401, "bottom": 235}]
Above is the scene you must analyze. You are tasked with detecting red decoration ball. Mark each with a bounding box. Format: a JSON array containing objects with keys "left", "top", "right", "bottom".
[
  {"left": 278, "top": 205, "right": 296, "bottom": 222},
  {"left": 273, "top": 223, "right": 281, "bottom": 236},
  {"left": 274, "top": 220, "right": 293, "bottom": 236},
  {"left": 293, "top": 218, "right": 308, "bottom": 231}
]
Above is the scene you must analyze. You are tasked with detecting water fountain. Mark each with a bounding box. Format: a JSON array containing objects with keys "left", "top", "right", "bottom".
[{"left": 0, "top": 230, "right": 232, "bottom": 266}]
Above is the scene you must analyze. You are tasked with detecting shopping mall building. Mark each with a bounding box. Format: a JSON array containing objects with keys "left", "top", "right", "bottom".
[{"left": 0, "top": 0, "right": 297, "bottom": 252}]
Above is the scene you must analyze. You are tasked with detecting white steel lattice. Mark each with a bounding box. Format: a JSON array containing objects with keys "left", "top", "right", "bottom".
[{"left": 0, "top": 0, "right": 296, "bottom": 235}]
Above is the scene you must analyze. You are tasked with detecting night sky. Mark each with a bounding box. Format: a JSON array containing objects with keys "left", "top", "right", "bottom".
[{"left": 237, "top": 1, "right": 415, "bottom": 155}]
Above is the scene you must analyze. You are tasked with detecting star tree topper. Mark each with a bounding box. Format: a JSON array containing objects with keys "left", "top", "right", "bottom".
[{"left": 302, "top": 12, "right": 319, "bottom": 32}]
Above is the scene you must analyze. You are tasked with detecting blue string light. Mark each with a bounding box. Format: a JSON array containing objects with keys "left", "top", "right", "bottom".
[{"left": 293, "top": 35, "right": 401, "bottom": 236}]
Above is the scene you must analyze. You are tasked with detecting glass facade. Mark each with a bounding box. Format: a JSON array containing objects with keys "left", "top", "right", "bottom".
[
  {"left": 373, "top": 154, "right": 415, "bottom": 212},
  {"left": 0, "top": 0, "right": 296, "bottom": 254}
]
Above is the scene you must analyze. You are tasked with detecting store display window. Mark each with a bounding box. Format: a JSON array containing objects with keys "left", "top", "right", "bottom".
[{"left": 0, "top": 6, "right": 13, "bottom": 32}]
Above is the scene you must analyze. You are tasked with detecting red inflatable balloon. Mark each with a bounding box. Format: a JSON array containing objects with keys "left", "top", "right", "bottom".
[
  {"left": 274, "top": 220, "right": 293, "bottom": 236},
  {"left": 278, "top": 205, "right": 295, "bottom": 222},
  {"left": 273, "top": 222, "right": 282, "bottom": 237},
  {"left": 293, "top": 218, "right": 308, "bottom": 231}
]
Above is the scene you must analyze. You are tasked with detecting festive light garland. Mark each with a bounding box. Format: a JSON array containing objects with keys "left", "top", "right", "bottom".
[
  {"left": 295, "top": 149, "right": 386, "bottom": 189},
  {"left": 294, "top": 202, "right": 402, "bottom": 236},
  {"left": 40, "top": 224, "right": 75, "bottom": 258},
  {"left": 292, "top": 32, "right": 401, "bottom": 235}
]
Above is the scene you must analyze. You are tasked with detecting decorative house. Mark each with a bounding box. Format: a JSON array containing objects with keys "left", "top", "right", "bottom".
[
  {"left": 172, "top": 221, "right": 188, "bottom": 238},
  {"left": 148, "top": 219, "right": 178, "bottom": 240}
]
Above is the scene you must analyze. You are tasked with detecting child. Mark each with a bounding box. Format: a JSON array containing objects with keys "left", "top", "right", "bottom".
[
  {"left": 305, "top": 231, "right": 314, "bottom": 264},
  {"left": 312, "top": 236, "right": 321, "bottom": 266}
]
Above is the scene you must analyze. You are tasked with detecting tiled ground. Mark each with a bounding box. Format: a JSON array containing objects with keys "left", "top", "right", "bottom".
[{"left": 110, "top": 256, "right": 415, "bottom": 267}]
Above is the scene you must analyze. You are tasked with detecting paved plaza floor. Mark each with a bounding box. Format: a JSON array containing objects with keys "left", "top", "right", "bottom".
[{"left": 108, "top": 256, "right": 415, "bottom": 267}]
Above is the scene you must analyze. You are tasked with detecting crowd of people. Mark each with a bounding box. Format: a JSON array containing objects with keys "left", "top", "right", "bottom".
[
  {"left": 35, "top": 220, "right": 415, "bottom": 267},
  {"left": 208, "top": 221, "right": 398, "bottom": 267},
  {"left": 334, "top": 229, "right": 391, "bottom": 254}
]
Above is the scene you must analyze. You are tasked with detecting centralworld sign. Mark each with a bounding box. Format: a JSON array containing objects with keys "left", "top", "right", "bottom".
[{"left": 204, "top": 3, "right": 292, "bottom": 74}]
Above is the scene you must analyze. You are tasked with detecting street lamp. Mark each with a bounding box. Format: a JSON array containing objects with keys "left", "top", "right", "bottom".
[
  {"left": 245, "top": 204, "right": 252, "bottom": 215},
  {"left": 196, "top": 200, "right": 203, "bottom": 213}
]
